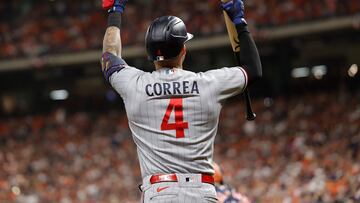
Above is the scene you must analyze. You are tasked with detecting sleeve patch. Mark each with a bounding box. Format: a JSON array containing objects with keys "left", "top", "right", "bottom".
[{"left": 101, "top": 52, "right": 127, "bottom": 82}]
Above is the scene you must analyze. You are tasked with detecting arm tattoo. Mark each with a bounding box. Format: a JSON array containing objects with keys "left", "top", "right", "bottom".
[{"left": 103, "top": 26, "right": 121, "bottom": 56}]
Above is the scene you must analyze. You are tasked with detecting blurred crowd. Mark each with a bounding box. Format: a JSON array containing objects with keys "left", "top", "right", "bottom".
[
  {"left": 216, "top": 92, "right": 360, "bottom": 203},
  {"left": 0, "top": 91, "right": 359, "bottom": 203},
  {"left": 1, "top": 0, "right": 360, "bottom": 59}
]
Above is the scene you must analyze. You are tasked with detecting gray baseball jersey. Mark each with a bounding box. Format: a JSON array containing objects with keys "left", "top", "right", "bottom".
[{"left": 102, "top": 53, "right": 248, "bottom": 179}]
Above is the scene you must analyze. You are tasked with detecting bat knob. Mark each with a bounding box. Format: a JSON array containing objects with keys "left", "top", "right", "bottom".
[{"left": 246, "top": 113, "right": 256, "bottom": 121}]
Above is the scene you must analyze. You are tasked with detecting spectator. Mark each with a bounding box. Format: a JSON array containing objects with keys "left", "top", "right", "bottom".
[{"left": 0, "top": 0, "right": 359, "bottom": 59}]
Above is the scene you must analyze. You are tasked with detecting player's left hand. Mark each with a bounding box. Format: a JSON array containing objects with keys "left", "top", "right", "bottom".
[
  {"left": 102, "top": 0, "right": 128, "bottom": 13},
  {"left": 221, "top": 0, "right": 247, "bottom": 25}
]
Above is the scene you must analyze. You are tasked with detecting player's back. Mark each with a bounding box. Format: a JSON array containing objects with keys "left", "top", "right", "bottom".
[{"left": 110, "top": 66, "right": 247, "bottom": 178}]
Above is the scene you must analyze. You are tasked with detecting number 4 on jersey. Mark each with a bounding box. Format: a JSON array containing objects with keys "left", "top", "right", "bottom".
[{"left": 161, "top": 98, "right": 189, "bottom": 138}]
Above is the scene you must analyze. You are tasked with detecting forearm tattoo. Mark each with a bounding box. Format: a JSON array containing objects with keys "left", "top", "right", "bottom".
[{"left": 103, "top": 26, "right": 121, "bottom": 56}]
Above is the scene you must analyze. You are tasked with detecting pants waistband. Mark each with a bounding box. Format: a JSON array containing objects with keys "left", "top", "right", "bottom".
[
  {"left": 140, "top": 173, "right": 214, "bottom": 191},
  {"left": 150, "top": 173, "right": 214, "bottom": 184}
]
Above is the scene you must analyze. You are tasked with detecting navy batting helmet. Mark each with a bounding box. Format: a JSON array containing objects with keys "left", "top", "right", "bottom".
[{"left": 145, "top": 16, "right": 193, "bottom": 62}]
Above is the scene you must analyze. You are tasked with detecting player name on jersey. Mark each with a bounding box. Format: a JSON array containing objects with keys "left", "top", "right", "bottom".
[{"left": 145, "top": 81, "right": 199, "bottom": 97}]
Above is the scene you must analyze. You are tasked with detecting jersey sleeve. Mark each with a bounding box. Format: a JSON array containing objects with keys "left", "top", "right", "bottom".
[
  {"left": 101, "top": 52, "right": 143, "bottom": 98},
  {"left": 203, "top": 67, "right": 248, "bottom": 102}
]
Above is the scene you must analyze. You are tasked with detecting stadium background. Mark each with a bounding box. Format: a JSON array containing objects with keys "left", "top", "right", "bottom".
[{"left": 0, "top": 0, "right": 360, "bottom": 202}]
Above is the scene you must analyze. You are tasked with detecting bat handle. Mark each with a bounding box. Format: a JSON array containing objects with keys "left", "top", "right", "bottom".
[{"left": 244, "top": 88, "right": 256, "bottom": 121}]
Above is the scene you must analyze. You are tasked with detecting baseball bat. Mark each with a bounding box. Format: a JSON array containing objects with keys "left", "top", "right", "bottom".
[{"left": 221, "top": 0, "right": 256, "bottom": 121}]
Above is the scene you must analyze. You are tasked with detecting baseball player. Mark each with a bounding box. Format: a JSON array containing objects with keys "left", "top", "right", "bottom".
[
  {"left": 101, "top": 0, "right": 261, "bottom": 202},
  {"left": 213, "top": 162, "right": 251, "bottom": 203}
]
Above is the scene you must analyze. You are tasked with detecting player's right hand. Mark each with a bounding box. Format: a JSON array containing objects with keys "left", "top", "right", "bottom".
[
  {"left": 221, "top": 0, "right": 247, "bottom": 25},
  {"left": 102, "top": 0, "right": 128, "bottom": 13}
]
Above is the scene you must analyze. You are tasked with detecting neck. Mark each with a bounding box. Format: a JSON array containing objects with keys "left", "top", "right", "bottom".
[{"left": 154, "top": 61, "right": 183, "bottom": 70}]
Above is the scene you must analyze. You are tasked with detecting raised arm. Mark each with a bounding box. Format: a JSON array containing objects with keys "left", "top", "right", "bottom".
[
  {"left": 103, "top": 20, "right": 121, "bottom": 56},
  {"left": 101, "top": 0, "right": 128, "bottom": 82},
  {"left": 221, "top": 0, "right": 262, "bottom": 85},
  {"left": 102, "top": 0, "right": 127, "bottom": 56}
]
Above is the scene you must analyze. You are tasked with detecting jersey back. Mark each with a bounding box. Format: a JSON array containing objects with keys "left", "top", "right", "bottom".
[{"left": 109, "top": 65, "right": 247, "bottom": 178}]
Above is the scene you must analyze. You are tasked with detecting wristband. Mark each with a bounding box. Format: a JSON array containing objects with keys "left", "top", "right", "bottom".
[
  {"left": 108, "top": 12, "right": 121, "bottom": 29},
  {"left": 235, "top": 24, "right": 249, "bottom": 34}
]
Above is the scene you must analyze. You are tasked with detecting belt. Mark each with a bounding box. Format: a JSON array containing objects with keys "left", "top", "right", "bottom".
[{"left": 150, "top": 174, "right": 214, "bottom": 185}]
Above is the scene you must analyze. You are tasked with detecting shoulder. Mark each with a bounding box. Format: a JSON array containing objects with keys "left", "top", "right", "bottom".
[
  {"left": 201, "top": 67, "right": 247, "bottom": 81},
  {"left": 204, "top": 67, "right": 244, "bottom": 74},
  {"left": 111, "top": 65, "right": 145, "bottom": 79},
  {"left": 177, "top": 68, "right": 197, "bottom": 76}
]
